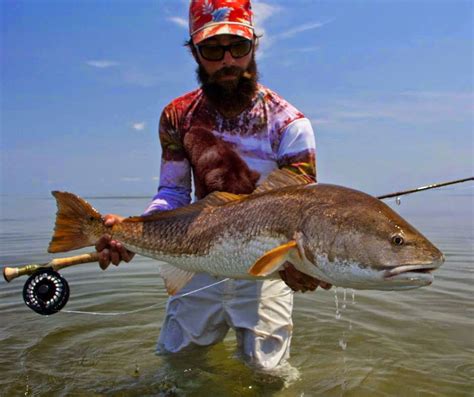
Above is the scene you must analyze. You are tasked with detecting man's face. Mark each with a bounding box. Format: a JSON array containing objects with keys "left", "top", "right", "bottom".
[
  {"left": 194, "top": 34, "right": 254, "bottom": 86},
  {"left": 194, "top": 33, "right": 258, "bottom": 114}
]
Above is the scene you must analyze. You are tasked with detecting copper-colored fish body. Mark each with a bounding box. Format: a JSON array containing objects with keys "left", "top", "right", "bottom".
[{"left": 48, "top": 170, "right": 444, "bottom": 294}]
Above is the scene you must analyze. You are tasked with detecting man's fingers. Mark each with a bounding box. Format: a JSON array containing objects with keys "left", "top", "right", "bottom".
[
  {"left": 99, "top": 249, "right": 111, "bottom": 270},
  {"left": 279, "top": 262, "right": 331, "bottom": 293},
  {"left": 279, "top": 270, "right": 288, "bottom": 283},
  {"left": 121, "top": 250, "right": 135, "bottom": 263},
  {"left": 115, "top": 242, "right": 131, "bottom": 263},
  {"left": 95, "top": 235, "right": 111, "bottom": 252},
  {"left": 103, "top": 214, "right": 125, "bottom": 227},
  {"left": 103, "top": 215, "right": 117, "bottom": 227},
  {"left": 320, "top": 282, "right": 332, "bottom": 290},
  {"left": 104, "top": 219, "right": 116, "bottom": 227},
  {"left": 110, "top": 250, "right": 121, "bottom": 266}
]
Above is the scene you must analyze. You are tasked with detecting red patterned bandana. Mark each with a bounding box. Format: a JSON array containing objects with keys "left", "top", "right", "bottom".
[{"left": 189, "top": 0, "right": 254, "bottom": 44}]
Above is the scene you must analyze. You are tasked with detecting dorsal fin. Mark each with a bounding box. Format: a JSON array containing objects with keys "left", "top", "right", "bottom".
[
  {"left": 202, "top": 191, "right": 245, "bottom": 206},
  {"left": 125, "top": 169, "right": 311, "bottom": 223},
  {"left": 253, "top": 168, "right": 313, "bottom": 194},
  {"left": 125, "top": 191, "right": 246, "bottom": 223}
]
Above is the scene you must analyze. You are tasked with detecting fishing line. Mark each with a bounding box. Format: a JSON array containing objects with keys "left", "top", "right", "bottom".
[{"left": 59, "top": 277, "right": 231, "bottom": 316}]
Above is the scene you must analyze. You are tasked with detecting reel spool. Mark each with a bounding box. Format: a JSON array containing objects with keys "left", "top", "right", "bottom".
[{"left": 23, "top": 268, "right": 70, "bottom": 315}]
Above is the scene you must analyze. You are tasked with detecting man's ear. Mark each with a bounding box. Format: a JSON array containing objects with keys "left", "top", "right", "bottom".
[
  {"left": 190, "top": 45, "right": 199, "bottom": 63},
  {"left": 253, "top": 34, "right": 261, "bottom": 51},
  {"left": 185, "top": 38, "right": 199, "bottom": 62}
]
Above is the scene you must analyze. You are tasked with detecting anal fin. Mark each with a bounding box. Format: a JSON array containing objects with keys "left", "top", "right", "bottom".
[
  {"left": 159, "top": 265, "right": 195, "bottom": 295},
  {"left": 249, "top": 241, "right": 300, "bottom": 277}
]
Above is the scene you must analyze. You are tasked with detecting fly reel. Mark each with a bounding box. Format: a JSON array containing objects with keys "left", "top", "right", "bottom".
[{"left": 23, "top": 268, "right": 70, "bottom": 315}]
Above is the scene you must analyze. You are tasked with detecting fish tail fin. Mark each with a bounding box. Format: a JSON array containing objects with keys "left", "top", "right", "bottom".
[{"left": 48, "top": 191, "right": 104, "bottom": 253}]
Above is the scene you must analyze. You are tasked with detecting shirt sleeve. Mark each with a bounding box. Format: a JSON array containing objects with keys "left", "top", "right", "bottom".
[
  {"left": 143, "top": 107, "right": 192, "bottom": 215},
  {"left": 276, "top": 118, "right": 317, "bottom": 181}
]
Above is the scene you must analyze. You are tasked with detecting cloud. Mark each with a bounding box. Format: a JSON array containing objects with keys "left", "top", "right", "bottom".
[
  {"left": 290, "top": 46, "right": 320, "bottom": 53},
  {"left": 400, "top": 91, "right": 474, "bottom": 101},
  {"left": 252, "top": 2, "right": 331, "bottom": 59},
  {"left": 132, "top": 122, "right": 146, "bottom": 131},
  {"left": 276, "top": 20, "right": 333, "bottom": 39},
  {"left": 252, "top": 1, "right": 282, "bottom": 37},
  {"left": 311, "top": 91, "right": 474, "bottom": 127},
  {"left": 122, "top": 69, "right": 159, "bottom": 87},
  {"left": 259, "top": 45, "right": 320, "bottom": 60},
  {"left": 310, "top": 118, "right": 332, "bottom": 125},
  {"left": 86, "top": 60, "right": 119, "bottom": 69},
  {"left": 168, "top": 16, "right": 188, "bottom": 29}
]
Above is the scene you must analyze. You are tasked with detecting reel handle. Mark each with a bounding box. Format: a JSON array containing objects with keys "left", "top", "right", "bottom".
[{"left": 3, "top": 252, "right": 100, "bottom": 282}]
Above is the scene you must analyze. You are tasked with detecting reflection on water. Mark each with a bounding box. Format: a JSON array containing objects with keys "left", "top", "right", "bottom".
[{"left": 0, "top": 188, "right": 472, "bottom": 396}]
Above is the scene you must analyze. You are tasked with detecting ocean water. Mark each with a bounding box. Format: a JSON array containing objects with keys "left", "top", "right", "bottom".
[{"left": 0, "top": 187, "right": 472, "bottom": 396}]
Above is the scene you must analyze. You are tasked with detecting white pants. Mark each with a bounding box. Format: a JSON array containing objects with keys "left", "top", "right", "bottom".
[{"left": 157, "top": 273, "right": 294, "bottom": 370}]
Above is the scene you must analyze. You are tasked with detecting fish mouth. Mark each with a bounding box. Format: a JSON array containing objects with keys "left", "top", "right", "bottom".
[
  {"left": 383, "top": 257, "right": 444, "bottom": 285},
  {"left": 384, "top": 264, "right": 438, "bottom": 278}
]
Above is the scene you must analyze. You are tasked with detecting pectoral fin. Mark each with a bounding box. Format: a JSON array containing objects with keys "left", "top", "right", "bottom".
[
  {"left": 159, "top": 265, "right": 195, "bottom": 295},
  {"left": 249, "top": 241, "right": 300, "bottom": 277}
]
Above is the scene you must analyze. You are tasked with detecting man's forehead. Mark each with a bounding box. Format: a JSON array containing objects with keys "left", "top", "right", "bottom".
[{"left": 200, "top": 34, "right": 247, "bottom": 45}]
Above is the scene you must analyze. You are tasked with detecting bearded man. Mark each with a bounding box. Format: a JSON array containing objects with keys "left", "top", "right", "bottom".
[{"left": 96, "top": 0, "right": 331, "bottom": 371}]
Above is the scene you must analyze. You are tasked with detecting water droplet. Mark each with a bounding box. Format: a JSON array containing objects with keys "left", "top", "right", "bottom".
[
  {"left": 24, "top": 375, "right": 30, "bottom": 396},
  {"left": 396, "top": 196, "right": 401, "bottom": 205},
  {"left": 351, "top": 289, "right": 356, "bottom": 305},
  {"left": 134, "top": 362, "right": 140, "bottom": 377},
  {"left": 334, "top": 288, "right": 341, "bottom": 320},
  {"left": 339, "top": 338, "right": 347, "bottom": 350}
]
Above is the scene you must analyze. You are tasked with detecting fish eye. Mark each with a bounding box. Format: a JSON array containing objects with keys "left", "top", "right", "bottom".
[{"left": 391, "top": 234, "right": 405, "bottom": 246}]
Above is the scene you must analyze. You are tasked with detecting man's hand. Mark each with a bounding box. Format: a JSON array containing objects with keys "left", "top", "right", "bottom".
[
  {"left": 279, "top": 262, "right": 332, "bottom": 292},
  {"left": 95, "top": 214, "right": 135, "bottom": 270}
]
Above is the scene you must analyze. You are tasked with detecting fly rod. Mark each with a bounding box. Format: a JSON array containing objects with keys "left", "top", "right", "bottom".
[
  {"left": 377, "top": 176, "right": 473, "bottom": 200},
  {"left": 3, "top": 252, "right": 100, "bottom": 283}
]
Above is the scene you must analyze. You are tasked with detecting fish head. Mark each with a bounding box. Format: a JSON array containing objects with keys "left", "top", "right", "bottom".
[{"left": 297, "top": 185, "right": 445, "bottom": 290}]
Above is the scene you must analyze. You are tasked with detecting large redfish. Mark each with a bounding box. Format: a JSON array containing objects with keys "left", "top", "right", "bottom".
[{"left": 48, "top": 170, "right": 444, "bottom": 294}]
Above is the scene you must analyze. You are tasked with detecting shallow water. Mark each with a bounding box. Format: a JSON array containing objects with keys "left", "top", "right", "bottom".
[{"left": 0, "top": 188, "right": 472, "bottom": 396}]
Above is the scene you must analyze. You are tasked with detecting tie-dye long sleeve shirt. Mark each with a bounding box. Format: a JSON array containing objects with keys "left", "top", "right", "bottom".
[{"left": 144, "top": 84, "right": 316, "bottom": 214}]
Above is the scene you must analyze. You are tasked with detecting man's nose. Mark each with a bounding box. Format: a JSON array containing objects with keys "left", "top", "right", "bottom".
[{"left": 222, "top": 49, "right": 236, "bottom": 65}]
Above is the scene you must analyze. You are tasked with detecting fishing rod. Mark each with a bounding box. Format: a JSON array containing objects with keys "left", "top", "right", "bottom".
[
  {"left": 376, "top": 176, "right": 473, "bottom": 200},
  {"left": 3, "top": 175, "right": 473, "bottom": 315}
]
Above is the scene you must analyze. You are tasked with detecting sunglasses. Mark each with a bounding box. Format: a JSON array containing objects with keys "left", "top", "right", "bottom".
[{"left": 196, "top": 40, "right": 253, "bottom": 61}]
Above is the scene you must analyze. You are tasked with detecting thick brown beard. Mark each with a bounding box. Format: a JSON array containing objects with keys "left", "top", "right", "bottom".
[{"left": 197, "top": 56, "right": 259, "bottom": 116}]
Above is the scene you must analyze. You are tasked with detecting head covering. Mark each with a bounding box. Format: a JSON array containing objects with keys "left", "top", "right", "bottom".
[{"left": 189, "top": 0, "right": 254, "bottom": 44}]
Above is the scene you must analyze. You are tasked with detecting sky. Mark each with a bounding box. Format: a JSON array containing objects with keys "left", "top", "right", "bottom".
[{"left": 1, "top": 0, "right": 473, "bottom": 199}]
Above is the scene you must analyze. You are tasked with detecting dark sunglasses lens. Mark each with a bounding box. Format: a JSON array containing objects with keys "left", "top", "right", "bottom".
[
  {"left": 230, "top": 41, "right": 252, "bottom": 58},
  {"left": 199, "top": 46, "right": 224, "bottom": 61},
  {"left": 198, "top": 40, "right": 253, "bottom": 61}
]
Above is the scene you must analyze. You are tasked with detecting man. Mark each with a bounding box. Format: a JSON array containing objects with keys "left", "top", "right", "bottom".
[{"left": 96, "top": 0, "right": 331, "bottom": 371}]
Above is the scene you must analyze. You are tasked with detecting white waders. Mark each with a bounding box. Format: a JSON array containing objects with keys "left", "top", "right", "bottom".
[{"left": 156, "top": 273, "right": 294, "bottom": 370}]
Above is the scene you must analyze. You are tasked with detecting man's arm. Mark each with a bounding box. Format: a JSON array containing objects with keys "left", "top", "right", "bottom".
[
  {"left": 276, "top": 118, "right": 332, "bottom": 292},
  {"left": 96, "top": 107, "right": 192, "bottom": 269},
  {"left": 277, "top": 118, "right": 317, "bottom": 180},
  {"left": 144, "top": 106, "right": 192, "bottom": 214}
]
